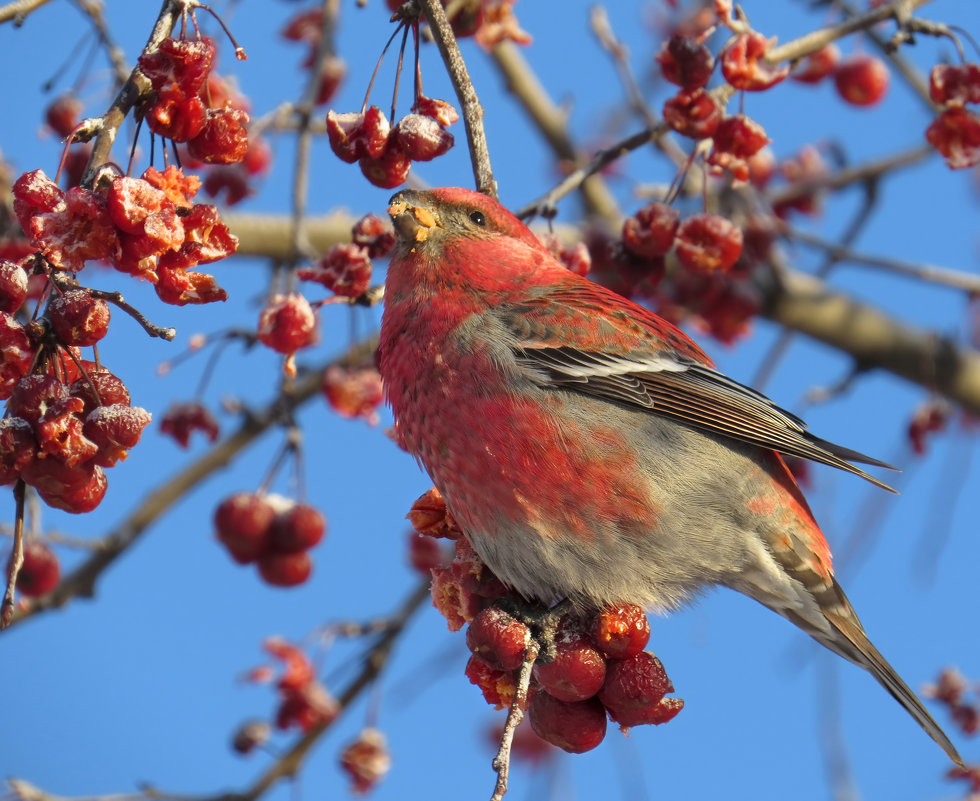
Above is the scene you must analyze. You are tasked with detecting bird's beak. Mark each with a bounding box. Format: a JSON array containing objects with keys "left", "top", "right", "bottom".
[{"left": 388, "top": 191, "right": 439, "bottom": 244}]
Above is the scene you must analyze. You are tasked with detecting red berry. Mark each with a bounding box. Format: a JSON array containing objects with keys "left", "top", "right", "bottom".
[
  {"left": 0, "top": 313, "right": 32, "bottom": 400},
  {"left": 326, "top": 106, "right": 390, "bottom": 163},
  {"left": 321, "top": 366, "right": 384, "bottom": 424},
  {"left": 599, "top": 651, "right": 678, "bottom": 728},
  {"left": 8, "top": 374, "right": 68, "bottom": 425},
  {"left": 622, "top": 202, "right": 680, "bottom": 259},
  {"left": 791, "top": 44, "right": 840, "bottom": 85},
  {"left": 314, "top": 56, "right": 346, "bottom": 107},
  {"left": 83, "top": 404, "right": 152, "bottom": 467},
  {"left": 663, "top": 88, "right": 722, "bottom": 139},
  {"left": 146, "top": 87, "right": 208, "bottom": 142},
  {"left": 721, "top": 32, "right": 789, "bottom": 91},
  {"left": 407, "top": 486, "right": 462, "bottom": 539},
  {"left": 45, "top": 93, "right": 84, "bottom": 138},
  {"left": 270, "top": 503, "right": 326, "bottom": 553},
  {"left": 298, "top": 244, "right": 372, "bottom": 298},
  {"left": 11, "top": 541, "right": 60, "bottom": 597},
  {"left": 413, "top": 96, "right": 459, "bottom": 127},
  {"left": 138, "top": 37, "right": 215, "bottom": 96},
  {"left": 834, "top": 54, "right": 889, "bottom": 107},
  {"left": 257, "top": 292, "right": 317, "bottom": 354},
  {"left": 214, "top": 492, "right": 276, "bottom": 564},
  {"left": 257, "top": 550, "right": 312, "bottom": 587},
  {"left": 674, "top": 213, "right": 743, "bottom": 273},
  {"left": 533, "top": 629, "right": 606, "bottom": 702},
  {"left": 187, "top": 107, "right": 250, "bottom": 164},
  {"left": 359, "top": 143, "right": 412, "bottom": 189},
  {"left": 708, "top": 114, "right": 771, "bottom": 181},
  {"left": 592, "top": 604, "right": 650, "bottom": 659},
  {"left": 657, "top": 35, "right": 714, "bottom": 90},
  {"left": 528, "top": 692, "right": 607, "bottom": 753},
  {"left": 29, "top": 461, "right": 108, "bottom": 514},
  {"left": 466, "top": 607, "right": 531, "bottom": 671},
  {"left": 0, "top": 417, "right": 35, "bottom": 485},
  {"left": 69, "top": 366, "right": 130, "bottom": 414},
  {"left": 47, "top": 289, "right": 110, "bottom": 347}
]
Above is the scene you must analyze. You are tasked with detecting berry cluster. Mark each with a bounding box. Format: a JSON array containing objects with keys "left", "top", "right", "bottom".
[
  {"left": 299, "top": 213, "right": 395, "bottom": 299},
  {"left": 409, "top": 487, "right": 682, "bottom": 754},
  {"left": 386, "top": 0, "right": 532, "bottom": 49},
  {"left": 13, "top": 165, "right": 234, "bottom": 306},
  {"left": 138, "top": 36, "right": 249, "bottom": 164},
  {"left": 1, "top": 360, "right": 151, "bottom": 513},
  {"left": 214, "top": 492, "right": 326, "bottom": 587},
  {"left": 926, "top": 62, "right": 980, "bottom": 169},
  {"left": 340, "top": 728, "right": 392, "bottom": 795},
  {"left": 251, "top": 637, "right": 340, "bottom": 732},
  {"left": 327, "top": 96, "right": 458, "bottom": 189}
]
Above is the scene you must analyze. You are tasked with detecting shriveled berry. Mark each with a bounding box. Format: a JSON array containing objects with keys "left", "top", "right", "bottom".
[
  {"left": 270, "top": 503, "right": 326, "bottom": 553},
  {"left": 257, "top": 550, "right": 312, "bottom": 586},
  {"left": 0, "top": 313, "right": 32, "bottom": 400},
  {"left": 464, "top": 654, "right": 517, "bottom": 709},
  {"left": 720, "top": 32, "right": 789, "bottom": 91},
  {"left": 657, "top": 35, "right": 714, "bottom": 90},
  {"left": 413, "top": 96, "right": 459, "bottom": 127},
  {"left": 215, "top": 492, "right": 276, "bottom": 564},
  {"left": 188, "top": 107, "right": 250, "bottom": 164},
  {"left": 926, "top": 106, "right": 980, "bottom": 169},
  {"left": 674, "top": 213, "right": 743, "bottom": 272},
  {"left": 83, "top": 404, "right": 152, "bottom": 467},
  {"left": 407, "top": 486, "right": 462, "bottom": 539},
  {"left": 48, "top": 289, "right": 110, "bottom": 346},
  {"left": 663, "top": 88, "right": 722, "bottom": 139},
  {"left": 69, "top": 366, "right": 130, "bottom": 414},
  {"left": 321, "top": 366, "right": 383, "bottom": 424},
  {"left": 533, "top": 629, "right": 606, "bottom": 702},
  {"left": 466, "top": 607, "right": 531, "bottom": 671},
  {"left": 598, "top": 651, "right": 675, "bottom": 727},
  {"left": 929, "top": 62, "right": 980, "bottom": 107},
  {"left": 31, "top": 461, "right": 108, "bottom": 514},
  {"left": 298, "top": 244, "right": 372, "bottom": 298},
  {"left": 0, "top": 417, "right": 35, "bottom": 485},
  {"left": 834, "top": 54, "right": 889, "bottom": 107},
  {"left": 160, "top": 401, "right": 220, "bottom": 448},
  {"left": 591, "top": 604, "right": 650, "bottom": 659},
  {"left": 351, "top": 213, "right": 396, "bottom": 259},
  {"left": 8, "top": 374, "right": 68, "bottom": 425},
  {"left": 622, "top": 202, "right": 680, "bottom": 259},
  {"left": 340, "top": 728, "right": 391, "bottom": 795},
  {"left": 528, "top": 692, "right": 607, "bottom": 753},
  {"left": 257, "top": 292, "right": 317, "bottom": 354},
  {"left": 11, "top": 541, "right": 60, "bottom": 597}
]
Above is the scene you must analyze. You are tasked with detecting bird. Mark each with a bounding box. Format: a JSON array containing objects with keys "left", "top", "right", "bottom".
[{"left": 378, "top": 185, "right": 962, "bottom": 766}]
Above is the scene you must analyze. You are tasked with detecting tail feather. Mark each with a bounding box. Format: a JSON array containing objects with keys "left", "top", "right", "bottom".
[{"left": 819, "top": 596, "right": 963, "bottom": 767}]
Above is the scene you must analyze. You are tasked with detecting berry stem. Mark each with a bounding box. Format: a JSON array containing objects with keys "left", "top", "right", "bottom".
[
  {"left": 489, "top": 638, "right": 540, "bottom": 801},
  {"left": 1, "top": 480, "right": 27, "bottom": 630},
  {"left": 85, "top": 288, "right": 177, "bottom": 341}
]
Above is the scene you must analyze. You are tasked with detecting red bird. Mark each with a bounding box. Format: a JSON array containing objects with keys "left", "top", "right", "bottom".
[{"left": 379, "top": 186, "right": 961, "bottom": 765}]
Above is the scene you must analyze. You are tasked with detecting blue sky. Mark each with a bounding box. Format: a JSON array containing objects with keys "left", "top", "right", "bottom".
[{"left": 2, "top": 1, "right": 979, "bottom": 800}]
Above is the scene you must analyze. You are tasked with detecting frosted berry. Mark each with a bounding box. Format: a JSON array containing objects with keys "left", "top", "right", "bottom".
[
  {"left": 83, "top": 404, "right": 152, "bottom": 467},
  {"left": 359, "top": 143, "right": 412, "bottom": 189},
  {"left": 0, "top": 260, "right": 29, "bottom": 313},
  {"left": 69, "top": 366, "right": 130, "bottom": 415},
  {"left": 663, "top": 88, "right": 722, "bottom": 139},
  {"left": 392, "top": 113, "right": 454, "bottom": 162},
  {"left": 298, "top": 244, "right": 372, "bottom": 298},
  {"left": 351, "top": 214, "right": 396, "bottom": 259},
  {"left": 326, "top": 106, "right": 390, "bottom": 163},
  {"left": 0, "top": 313, "right": 32, "bottom": 400},
  {"left": 321, "top": 366, "right": 383, "bottom": 424},
  {"left": 592, "top": 604, "right": 650, "bottom": 659},
  {"left": 188, "top": 107, "right": 250, "bottom": 164},
  {"left": 929, "top": 63, "right": 980, "bottom": 107},
  {"left": 926, "top": 107, "right": 980, "bottom": 169},
  {"left": 48, "top": 289, "right": 110, "bottom": 346},
  {"left": 466, "top": 607, "right": 531, "bottom": 671},
  {"left": 11, "top": 541, "right": 60, "bottom": 597},
  {"left": 340, "top": 728, "right": 391, "bottom": 795},
  {"left": 528, "top": 692, "right": 607, "bottom": 754},
  {"left": 8, "top": 374, "right": 68, "bottom": 425}
]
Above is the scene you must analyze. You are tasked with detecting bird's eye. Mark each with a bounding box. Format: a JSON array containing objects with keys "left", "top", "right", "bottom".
[{"left": 468, "top": 210, "right": 486, "bottom": 226}]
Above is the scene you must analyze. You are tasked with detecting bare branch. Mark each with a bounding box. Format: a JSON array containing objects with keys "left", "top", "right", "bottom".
[
  {"left": 489, "top": 639, "right": 539, "bottom": 801},
  {"left": 0, "top": 0, "right": 53, "bottom": 25},
  {"left": 416, "top": 0, "right": 496, "bottom": 197}
]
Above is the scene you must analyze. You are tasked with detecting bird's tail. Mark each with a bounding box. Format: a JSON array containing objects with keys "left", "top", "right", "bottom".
[{"left": 814, "top": 584, "right": 963, "bottom": 767}]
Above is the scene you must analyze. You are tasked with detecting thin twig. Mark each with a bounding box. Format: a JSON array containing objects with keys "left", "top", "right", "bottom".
[
  {"left": 0, "top": 481, "right": 26, "bottom": 629},
  {"left": 415, "top": 0, "right": 496, "bottom": 197},
  {"left": 86, "top": 288, "right": 177, "bottom": 340},
  {"left": 490, "top": 639, "right": 540, "bottom": 801}
]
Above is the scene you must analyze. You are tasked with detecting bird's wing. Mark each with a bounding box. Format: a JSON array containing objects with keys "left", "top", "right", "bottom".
[{"left": 496, "top": 285, "right": 896, "bottom": 492}]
